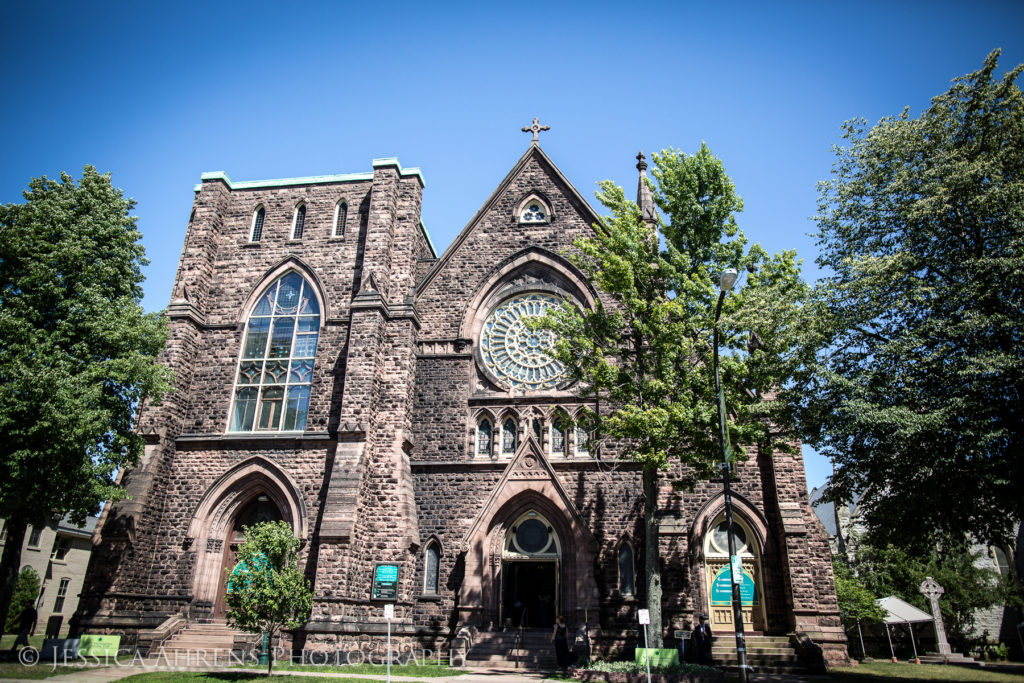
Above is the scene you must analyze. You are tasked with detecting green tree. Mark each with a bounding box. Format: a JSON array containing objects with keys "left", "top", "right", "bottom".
[
  {"left": 538, "top": 146, "right": 808, "bottom": 645},
  {"left": 802, "top": 50, "right": 1024, "bottom": 551},
  {"left": 831, "top": 557, "right": 885, "bottom": 657},
  {"left": 0, "top": 166, "right": 171, "bottom": 634},
  {"left": 3, "top": 567, "right": 40, "bottom": 634},
  {"left": 225, "top": 520, "right": 312, "bottom": 674},
  {"left": 851, "top": 541, "right": 1005, "bottom": 650}
]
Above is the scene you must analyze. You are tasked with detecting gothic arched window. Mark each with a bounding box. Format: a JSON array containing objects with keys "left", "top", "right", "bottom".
[
  {"left": 334, "top": 201, "right": 348, "bottom": 237},
  {"left": 250, "top": 206, "right": 266, "bottom": 242},
  {"left": 230, "top": 272, "right": 320, "bottom": 432},
  {"left": 618, "top": 541, "right": 635, "bottom": 596},
  {"left": 551, "top": 417, "right": 566, "bottom": 457},
  {"left": 291, "top": 203, "right": 307, "bottom": 240},
  {"left": 477, "top": 417, "right": 493, "bottom": 457},
  {"left": 517, "top": 195, "right": 551, "bottom": 224},
  {"left": 424, "top": 541, "right": 440, "bottom": 595},
  {"left": 502, "top": 418, "right": 518, "bottom": 455}
]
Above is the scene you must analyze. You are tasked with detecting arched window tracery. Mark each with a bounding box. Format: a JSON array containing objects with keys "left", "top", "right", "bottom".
[
  {"left": 230, "top": 272, "right": 320, "bottom": 432},
  {"left": 476, "top": 417, "right": 493, "bottom": 457},
  {"left": 502, "top": 417, "right": 518, "bottom": 455}
]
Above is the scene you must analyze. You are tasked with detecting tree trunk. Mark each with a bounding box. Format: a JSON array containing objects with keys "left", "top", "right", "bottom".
[
  {"left": 0, "top": 519, "right": 28, "bottom": 635},
  {"left": 642, "top": 468, "right": 663, "bottom": 648}
]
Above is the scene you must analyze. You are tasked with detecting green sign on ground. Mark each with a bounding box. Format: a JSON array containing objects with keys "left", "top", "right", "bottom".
[
  {"left": 78, "top": 634, "right": 121, "bottom": 657},
  {"left": 372, "top": 563, "right": 399, "bottom": 600},
  {"left": 710, "top": 565, "right": 757, "bottom": 606}
]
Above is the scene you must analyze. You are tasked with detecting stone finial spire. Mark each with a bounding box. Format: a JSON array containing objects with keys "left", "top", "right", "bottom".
[{"left": 636, "top": 151, "right": 658, "bottom": 226}]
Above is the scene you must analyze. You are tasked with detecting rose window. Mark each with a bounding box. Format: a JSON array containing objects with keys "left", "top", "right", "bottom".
[{"left": 480, "top": 292, "right": 565, "bottom": 391}]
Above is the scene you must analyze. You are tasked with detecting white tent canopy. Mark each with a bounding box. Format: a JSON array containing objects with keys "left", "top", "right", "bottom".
[
  {"left": 877, "top": 596, "right": 933, "bottom": 625},
  {"left": 876, "top": 596, "right": 934, "bottom": 660}
]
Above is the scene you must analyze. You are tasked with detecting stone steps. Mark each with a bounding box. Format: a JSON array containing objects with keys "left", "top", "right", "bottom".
[
  {"left": 708, "top": 634, "right": 805, "bottom": 674},
  {"left": 147, "top": 621, "right": 254, "bottom": 662},
  {"left": 464, "top": 629, "right": 559, "bottom": 669}
]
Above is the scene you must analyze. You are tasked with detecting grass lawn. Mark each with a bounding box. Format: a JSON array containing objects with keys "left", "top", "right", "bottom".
[
  {"left": 0, "top": 662, "right": 106, "bottom": 679},
  {"left": 121, "top": 674, "right": 433, "bottom": 682},
  {"left": 239, "top": 660, "right": 467, "bottom": 677},
  {"left": 0, "top": 635, "right": 47, "bottom": 649},
  {"left": 822, "top": 661, "right": 1024, "bottom": 682}
]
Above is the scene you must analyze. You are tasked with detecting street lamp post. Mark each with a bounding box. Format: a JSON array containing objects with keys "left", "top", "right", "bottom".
[{"left": 713, "top": 268, "right": 749, "bottom": 683}]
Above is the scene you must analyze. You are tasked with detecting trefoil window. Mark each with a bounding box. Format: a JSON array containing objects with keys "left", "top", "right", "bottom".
[{"left": 230, "top": 272, "right": 320, "bottom": 432}]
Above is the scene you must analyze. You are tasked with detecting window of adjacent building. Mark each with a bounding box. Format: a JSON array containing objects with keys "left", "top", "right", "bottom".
[
  {"left": 27, "top": 526, "right": 42, "bottom": 548},
  {"left": 53, "top": 577, "right": 70, "bottom": 613},
  {"left": 334, "top": 201, "right": 348, "bottom": 237},
  {"left": 250, "top": 206, "right": 266, "bottom": 242},
  {"left": 230, "top": 272, "right": 320, "bottom": 432},
  {"left": 502, "top": 418, "right": 518, "bottom": 455},
  {"left": 424, "top": 542, "right": 440, "bottom": 595},
  {"left": 291, "top": 203, "right": 307, "bottom": 240},
  {"left": 476, "top": 418, "right": 492, "bottom": 457},
  {"left": 619, "top": 542, "right": 635, "bottom": 596},
  {"left": 0, "top": 521, "right": 6, "bottom": 543},
  {"left": 550, "top": 418, "right": 566, "bottom": 457},
  {"left": 51, "top": 536, "right": 71, "bottom": 561}
]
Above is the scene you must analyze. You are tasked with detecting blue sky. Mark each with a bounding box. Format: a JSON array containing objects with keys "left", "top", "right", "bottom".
[{"left": 2, "top": 1, "right": 1022, "bottom": 491}]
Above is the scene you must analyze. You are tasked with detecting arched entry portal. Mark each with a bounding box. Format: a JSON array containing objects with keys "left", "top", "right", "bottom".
[
  {"left": 213, "top": 495, "right": 283, "bottom": 618},
  {"left": 704, "top": 515, "right": 767, "bottom": 632},
  {"left": 501, "top": 510, "right": 560, "bottom": 628},
  {"left": 186, "top": 457, "right": 307, "bottom": 622}
]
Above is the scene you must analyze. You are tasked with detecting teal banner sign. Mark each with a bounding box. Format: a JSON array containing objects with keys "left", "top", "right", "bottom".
[
  {"left": 372, "top": 563, "right": 400, "bottom": 600},
  {"left": 710, "top": 565, "right": 758, "bottom": 606}
]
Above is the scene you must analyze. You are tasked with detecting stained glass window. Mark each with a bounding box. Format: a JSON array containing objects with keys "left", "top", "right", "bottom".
[
  {"left": 424, "top": 542, "right": 440, "bottom": 594},
  {"left": 477, "top": 418, "right": 492, "bottom": 457},
  {"left": 502, "top": 418, "right": 517, "bottom": 455},
  {"left": 230, "top": 272, "right": 320, "bottom": 432},
  {"left": 619, "top": 543, "right": 635, "bottom": 595},
  {"left": 551, "top": 418, "right": 566, "bottom": 457},
  {"left": 576, "top": 426, "right": 590, "bottom": 456},
  {"left": 292, "top": 204, "right": 306, "bottom": 240},
  {"left": 480, "top": 293, "right": 566, "bottom": 391},
  {"left": 250, "top": 207, "right": 265, "bottom": 242}
]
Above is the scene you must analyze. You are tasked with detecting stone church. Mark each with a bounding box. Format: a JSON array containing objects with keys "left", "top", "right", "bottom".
[{"left": 75, "top": 125, "right": 847, "bottom": 667}]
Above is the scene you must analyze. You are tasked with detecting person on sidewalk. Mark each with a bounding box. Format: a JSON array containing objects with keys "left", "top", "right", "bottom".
[
  {"left": 693, "top": 615, "right": 712, "bottom": 664},
  {"left": 10, "top": 604, "right": 37, "bottom": 652}
]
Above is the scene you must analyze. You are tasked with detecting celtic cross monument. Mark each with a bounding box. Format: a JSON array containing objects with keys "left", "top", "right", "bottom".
[{"left": 919, "top": 576, "right": 952, "bottom": 656}]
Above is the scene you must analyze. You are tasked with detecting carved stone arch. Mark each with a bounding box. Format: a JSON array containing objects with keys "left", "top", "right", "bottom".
[
  {"left": 689, "top": 492, "right": 770, "bottom": 555},
  {"left": 235, "top": 256, "right": 331, "bottom": 324},
  {"left": 515, "top": 191, "right": 555, "bottom": 224},
  {"left": 459, "top": 247, "right": 598, "bottom": 343},
  {"left": 473, "top": 407, "right": 497, "bottom": 423},
  {"left": 186, "top": 457, "right": 308, "bottom": 614}
]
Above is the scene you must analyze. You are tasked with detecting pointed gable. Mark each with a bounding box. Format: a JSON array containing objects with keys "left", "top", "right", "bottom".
[
  {"left": 415, "top": 145, "right": 602, "bottom": 339},
  {"left": 460, "top": 436, "right": 597, "bottom": 553}
]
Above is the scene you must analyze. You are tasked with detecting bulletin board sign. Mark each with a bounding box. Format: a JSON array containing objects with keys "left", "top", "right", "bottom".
[{"left": 372, "top": 563, "right": 399, "bottom": 601}]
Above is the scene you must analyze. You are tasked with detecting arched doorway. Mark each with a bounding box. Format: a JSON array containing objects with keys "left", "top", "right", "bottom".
[
  {"left": 501, "top": 510, "right": 560, "bottom": 628},
  {"left": 704, "top": 515, "right": 766, "bottom": 632},
  {"left": 213, "top": 495, "right": 283, "bottom": 619}
]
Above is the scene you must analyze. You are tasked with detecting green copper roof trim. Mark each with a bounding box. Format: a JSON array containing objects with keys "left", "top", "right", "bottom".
[
  {"left": 420, "top": 219, "right": 437, "bottom": 258},
  {"left": 196, "top": 170, "right": 375, "bottom": 192},
  {"left": 371, "top": 158, "right": 425, "bottom": 188}
]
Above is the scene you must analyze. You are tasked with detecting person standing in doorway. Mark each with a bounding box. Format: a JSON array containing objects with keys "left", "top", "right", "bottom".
[
  {"left": 694, "top": 615, "right": 713, "bottom": 664},
  {"left": 551, "top": 615, "right": 574, "bottom": 673}
]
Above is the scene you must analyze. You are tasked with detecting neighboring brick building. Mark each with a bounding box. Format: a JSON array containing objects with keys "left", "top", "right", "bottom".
[
  {"left": 1, "top": 515, "right": 97, "bottom": 638},
  {"left": 75, "top": 131, "right": 847, "bottom": 666}
]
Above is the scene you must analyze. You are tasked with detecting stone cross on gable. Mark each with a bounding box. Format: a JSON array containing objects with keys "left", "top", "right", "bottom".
[
  {"left": 522, "top": 117, "right": 550, "bottom": 144},
  {"left": 919, "top": 576, "right": 952, "bottom": 656}
]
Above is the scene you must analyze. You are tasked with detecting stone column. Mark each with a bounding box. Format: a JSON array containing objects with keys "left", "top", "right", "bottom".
[{"left": 919, "top": 576, "right": 952, "bottom": 656}]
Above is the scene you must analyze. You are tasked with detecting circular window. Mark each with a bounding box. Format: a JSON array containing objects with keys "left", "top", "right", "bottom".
[
  {"left": 515, "top": 519, "right": 551, "bottom": 553},
  {"left": 710, "top": 521, "right": 748, "bottom": 555},
  {"left": 480, "top": 292, "right": 565, "bottom": 391}
]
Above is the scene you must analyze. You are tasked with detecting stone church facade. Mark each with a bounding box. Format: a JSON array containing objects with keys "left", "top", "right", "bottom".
[{"left": 75, "top": 132, "right": 847, "bottom": 666}]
